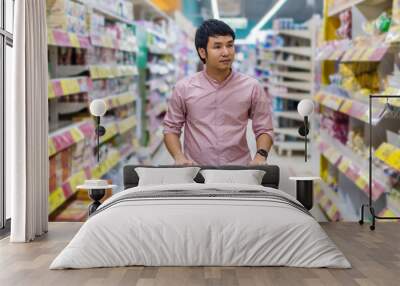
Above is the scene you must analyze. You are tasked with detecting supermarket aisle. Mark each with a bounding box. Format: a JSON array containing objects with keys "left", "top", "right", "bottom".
[{"left": 153, "top": 122, "right": 326, "bottom": 221}]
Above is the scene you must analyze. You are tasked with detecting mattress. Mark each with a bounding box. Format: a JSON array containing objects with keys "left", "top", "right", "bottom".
[{"left": 50, "top": 183, "right": 351, "bottom": 269}]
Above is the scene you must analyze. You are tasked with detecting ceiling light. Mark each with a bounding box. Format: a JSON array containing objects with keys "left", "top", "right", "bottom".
[
  {"left": 248, "top": 0, "right": 288, "bottom": 38},
  {"left": 211, "top": 0, "right": 220, "bottom": 19}
]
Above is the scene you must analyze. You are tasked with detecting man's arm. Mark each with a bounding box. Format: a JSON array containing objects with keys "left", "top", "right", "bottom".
[
  {"left": 164, "top": 133, "right": 195, "bottom": 165},
  {"left": 249, "top": 83, "right": 274, "bottom": 165},
  {"left": 163, "top": 83, "right": 194, "bottom": 165},
  {"left": 249, "top": 134, "right": 273, "bottom": 165}
]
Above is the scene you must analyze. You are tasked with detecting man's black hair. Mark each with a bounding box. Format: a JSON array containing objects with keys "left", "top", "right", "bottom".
[{"left": 195, "top": 19, "right": 235, "bottom": 64}]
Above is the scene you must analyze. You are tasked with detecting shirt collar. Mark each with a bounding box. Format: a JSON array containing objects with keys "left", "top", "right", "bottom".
[{"left": 202, "top": 67, "right": 235, "bottom": 89}]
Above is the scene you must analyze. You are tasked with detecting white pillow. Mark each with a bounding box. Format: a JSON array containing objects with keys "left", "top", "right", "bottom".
[
  {"left": 200, "top": 169, "right": 266, "bottom": 185},
  {"left": 135, "top": 167, "right": 200, "bottom": 186}
]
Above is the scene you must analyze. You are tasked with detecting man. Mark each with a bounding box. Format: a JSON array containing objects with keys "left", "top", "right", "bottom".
[{"left": 163, "top": 19, "right": 274, "bottom": 166}]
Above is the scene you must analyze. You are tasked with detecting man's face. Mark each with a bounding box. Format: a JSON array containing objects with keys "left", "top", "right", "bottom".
[{"left": 199, "top": 35, "right": 235, "bottom": 70}]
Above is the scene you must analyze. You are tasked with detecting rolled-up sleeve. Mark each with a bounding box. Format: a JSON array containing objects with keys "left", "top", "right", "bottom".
[
  {"left": 163, "top": 83, "right": 186, "bottom": 136},
  {"left": 250, "top": 83, "right": 274, "bottom": 142}
]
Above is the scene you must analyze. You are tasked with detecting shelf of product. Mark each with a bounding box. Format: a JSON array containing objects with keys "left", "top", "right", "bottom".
[
  {"left": 49, "top": 149, "right": 123, "bottom": 214},
  {"left": 313, "top": 0, "right": 400, "bottom": 221},
  {"left": 265, "top": 60, "right": 312, "bottom": 70},
  {"left": 48, "top": 120, "right": 94, "bottom": 157},
  {"left": 46, "top": 0, "right": 195, "bottom": 219},
  {"left": 277, "top": 29, "right": 312, "bottom": 39},
  {"left": 46, "top": 0, "right": 141, "bottom": 221},
  {"left": 274, "top": 111, "right": 304, "bottom": 121},
  {"left": 103, "top": 91, "right": 137, "bottom": 109},
  {"left": 315, "top": 183, "right": 342, "bottom": 221},
  {"left": 255, "top": 17, "right": 317, "bottom": 156},
  {"left": 48, "top": 29, "right": 91, "bottom": 49},
  {"left": 48, "top": 76, "right": 93, "bottom": 99}
]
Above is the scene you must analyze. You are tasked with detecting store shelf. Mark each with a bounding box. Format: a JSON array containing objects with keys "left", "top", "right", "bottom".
[
  {"left": 272, "top": 46, "right": 312, "bottom": 57},
  {"left": 47, "top": 29, "right": 91, "bottom": 49},
  {"left": 103, "top": 91, "right": 137, "bottom": 109},
  {"left": 274, "top": 128, "right": 303, "bottom": 138},
  {"left": 277, "top": 29, "right": 311, "bottom": 40},
  {"left": 48, "top": 120, "right": 94, "bottom": 157},
  {"left": 118, "top": 116, "right": 137, "bottom": 134},
  {"left": 151, "top": 102, "right": 168, "bottom": 116},
  {"left": 267, "top": 60, "right": 312, "bottom": 70},
  {"left": 274, "top": 111, "right": 303, "bottom": 121},
  {"left": 327, "top": 0, "right": 390, "bottom": 17},
  {"left": 270, "top": 71, "right": 311, "bottom": 82},
  {"left": 268, "top": 80, "right": 311, "bottom": 92},
  {"left": 89, "top": 65, "right": 138, "bottom": 79},
  {"left": 315, "top": 185, "right": 342, "bottom": 221},
  {"left": 48, "top": 77, "right": 93, "bottom": 99},
  {"left": 270, "top": 91, "right": 309, "bottom": 101},
  {"left": 374, "top": 142, "right": 400, "bottom": 172},
  {"left": 274, "top": 141, "right": 305, "bottom": 150},
  {"left": 320, "top": 129, "right": 398, "bottom": 184},
  {"left": 148, "top": 47, "right": 173, "bottom": 55},
  {"left": 49, "top": 149, "right": 122, "bottom": 214},
  {"left": 317, "top": 36, "right": 389, "bottom": 62},
  {"left": 314, "top": 89, "right": 384, "bottom": 124},
  {"left": 317, "top": 136, "right": 386, "bottom": 201},
  {"left": 318, "top": 180, "right": 356, "bottom": 221},
  {"left": 91, "top": 5, "right": 135, "bottom": 25},
  {"left": 100, "top": 122, "right": 119, "bottom": 144},
  {"left": 328, "top": 0, "right": 365, "bottom": 17}
]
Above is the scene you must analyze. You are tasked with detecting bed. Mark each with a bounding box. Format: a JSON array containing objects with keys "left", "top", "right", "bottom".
[{"left": 50, "top": 165, "right": 351, "bottom": 269}]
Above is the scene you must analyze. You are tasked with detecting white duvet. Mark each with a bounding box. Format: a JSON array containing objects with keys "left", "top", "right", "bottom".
[{"left": 50, "top": 183, "right": 351, "bottom": 269}]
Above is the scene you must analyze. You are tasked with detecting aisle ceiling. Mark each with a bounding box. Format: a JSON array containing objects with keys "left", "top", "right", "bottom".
[
  {"left": 198, "top": 0, "right": 323, "bottom": 38},
  {"left": 216, "top": 0, "right": 323, "bottom": 22}
]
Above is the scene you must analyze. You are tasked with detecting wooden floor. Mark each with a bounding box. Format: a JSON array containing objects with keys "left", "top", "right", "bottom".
[{"left": 0, "top": 222, "right": 399, "bottom": 286}]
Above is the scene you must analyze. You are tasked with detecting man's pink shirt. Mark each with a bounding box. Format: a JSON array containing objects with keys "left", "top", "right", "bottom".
[{"left": 163, "top": 70, "right": 274, "bottom": 165}]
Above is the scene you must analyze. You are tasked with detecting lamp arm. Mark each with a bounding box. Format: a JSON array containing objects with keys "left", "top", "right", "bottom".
[
  {"left": 97, "top": 116, "right": 100, "bottom": 163},
  {"left": 304, "top": 116, "right": 308, "bottom": 162}
]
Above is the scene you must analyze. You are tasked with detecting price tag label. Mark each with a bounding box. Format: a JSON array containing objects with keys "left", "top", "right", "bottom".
[
  {"left": 48, "top": 187, "right": 65, "bottom": 213},
  {"left": 69, "top": 171, "right": 86, "bottom": 191},
  {"left": 323, "top": 95, "right": 343, "bottom": 110},
  {"left": 69, "top": 34, "right": 80, "bottom": 48},
  {"left": 48, "top": 82, "right": 55, "bottom": 99},
  {"left": 375, "top": 143, "right": 396, "bottom": 162},
  {"left": 355, "top": 175, "right": 368, "bottom": 191},
  {"left": 90, "top": 66, "right": 99, "bottom": 79},
  {"left": 48, "top": 138, "right": 56, "bottom": 157},
  {"left": 340, "top": 99, "right": 353, "bottom": 114},
  {"left": 338, "top": 158, "right": 350, "bottom": 173},
  {"left": 327, "top": 204, "right": 338, "bottom": 220},
  {"left": 70, "top": 128, "right": 84, "bottom": 143},
  {"left": 319, "top": 196, "right": 329, "bottom": 208},
  {"left": 351, "top": 47, "right": 367, "bottom": 61},
  {"left": 360, "top": 48, "right": 375, "bottom": 61},
  {"left": 91, "top": 165, "right": 102, "bottom": 179},
  {"left": 387, "top": 149, "right": 400, "bottom": 171},
  {"left": 61, "top": 79, "right": 80, "bottom": 95},
  {"left": 47, "top": 30, "right": 55, "bottom": 45}
]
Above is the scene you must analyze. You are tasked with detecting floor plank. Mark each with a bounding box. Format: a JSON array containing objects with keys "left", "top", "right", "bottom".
[{"left": 0, "top": 222, "right": 399, "bottom": 286}]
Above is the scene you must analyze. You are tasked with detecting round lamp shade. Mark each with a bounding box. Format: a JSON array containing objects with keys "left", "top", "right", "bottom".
[
  {"left": 297, "top": 99, "right": 314, "bottom": 117},
  {"left": 89, "top": 99, "right": 107, "bottom": 117}
]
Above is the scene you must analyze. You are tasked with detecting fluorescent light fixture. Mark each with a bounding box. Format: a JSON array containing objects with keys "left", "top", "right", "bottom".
[
  {"left": 211, "top": 0, "right": 220, "bottom": 19},
  {"left": 221, "top": 17, "right": 248, "bottom": 29},
  {"left": 248, "top": 0, "right": 288, "bottom": 37}
]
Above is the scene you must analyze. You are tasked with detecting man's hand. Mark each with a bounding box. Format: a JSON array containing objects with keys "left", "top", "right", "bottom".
[
  {"left": 174, "top": 153, "right": 195, "bottom": 166},
  {"left": 249, "top": 154, "right": 267, "bottom": 166}
]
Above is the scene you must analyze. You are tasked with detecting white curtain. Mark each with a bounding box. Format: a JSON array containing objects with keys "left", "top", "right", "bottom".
[{"left": 8, "top": 0, "right": 49, "bottom": 242}]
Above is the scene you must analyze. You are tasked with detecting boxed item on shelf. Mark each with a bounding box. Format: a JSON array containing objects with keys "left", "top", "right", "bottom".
[
  {"left": 47, "top": 0, "right": 88, "bottom": 35},
  {"left": 58, "top": 47, "right": 87, "bottom": 65},
  {"left": 272, "top": 18, "right": 307, "bottom": 30},
  {"left": 321, "top": 109, "right": 349, "bottom": 144}
]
